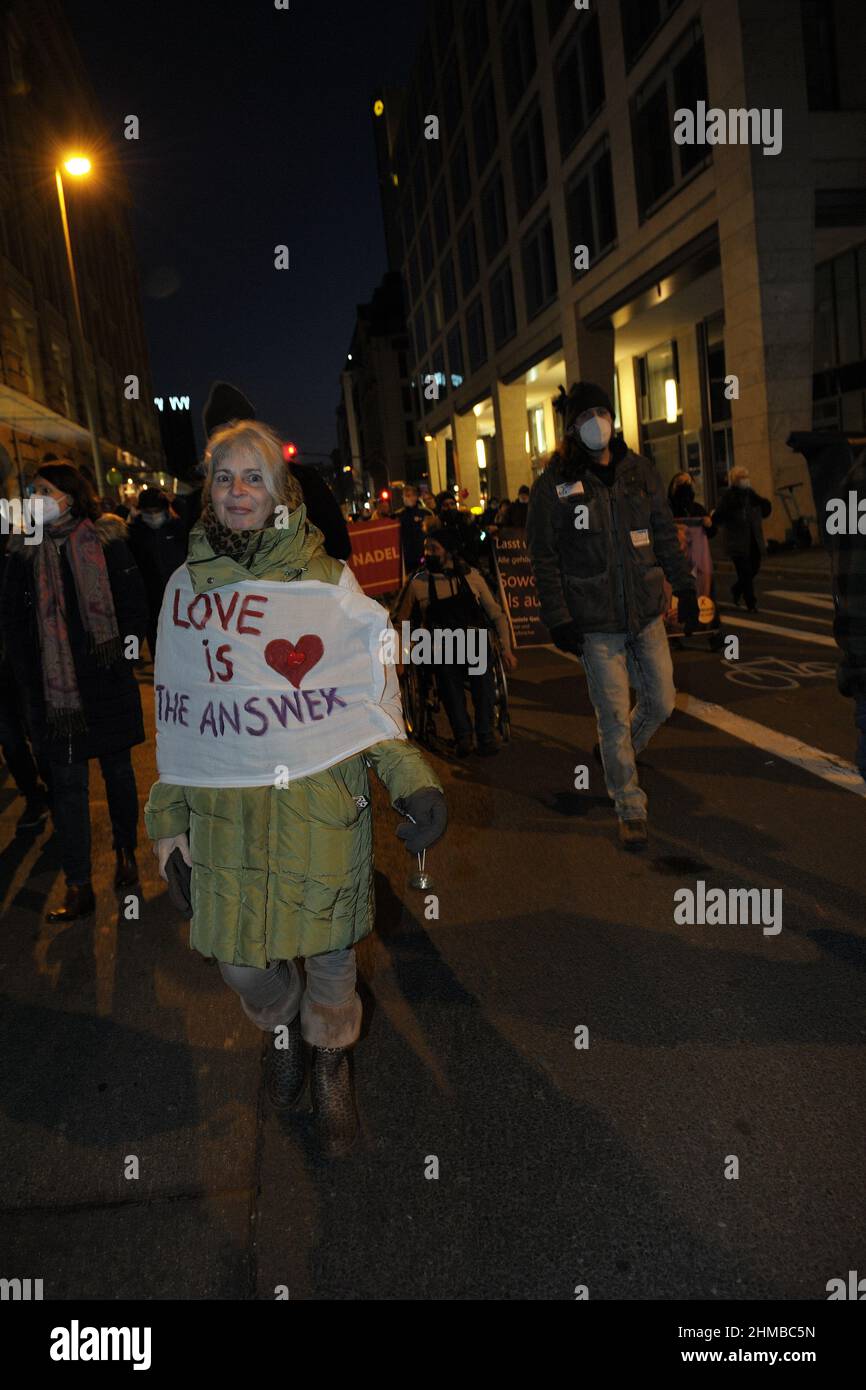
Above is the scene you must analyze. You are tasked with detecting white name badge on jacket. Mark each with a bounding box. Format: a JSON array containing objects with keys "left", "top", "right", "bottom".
[
  {"left": 556, "top": 480, "right": 585, "bottom": 499},
  {"left": 154, "top": 571, "right": 404, "bottom": 788},
  {"left": 630, "top": 529, "right": 651, "bottom": 547}
]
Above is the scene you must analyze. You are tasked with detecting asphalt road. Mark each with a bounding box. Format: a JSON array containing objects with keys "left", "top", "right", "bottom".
[{"left": 1, "top": 546, "right": 864, "bottom": 1300}]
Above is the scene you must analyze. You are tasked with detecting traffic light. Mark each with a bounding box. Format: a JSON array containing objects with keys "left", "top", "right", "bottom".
[
  {"left": 379, "top": 489, "right": 390, "bottom": 502},
  {"left": 283, "top": 442, "right": 298, "bottom": 461}
]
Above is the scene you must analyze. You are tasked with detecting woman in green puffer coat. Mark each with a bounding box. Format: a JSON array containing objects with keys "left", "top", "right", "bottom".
[{"left": 145, "top": 420, "right": 446, "bottom": 1157}]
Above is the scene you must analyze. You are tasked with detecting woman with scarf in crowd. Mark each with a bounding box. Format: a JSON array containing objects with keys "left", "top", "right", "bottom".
[
  {"left": 145, "top": 420, "right": 446, "bottom": 1157},
  {"left": 0, "top": 457, "right": 148, "bottom": 921}
]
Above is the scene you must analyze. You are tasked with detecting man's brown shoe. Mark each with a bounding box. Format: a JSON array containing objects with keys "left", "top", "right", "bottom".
[{"left": 618, "top": 819, "right": 648, "bottom": 851}]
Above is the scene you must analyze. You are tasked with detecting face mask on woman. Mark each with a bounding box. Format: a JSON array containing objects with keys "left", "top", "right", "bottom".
[
  {"left": 577, "top": 414, "right": 612, "bottom": 451},
  {"left": 736, "top": 477, "right": 751, "bottom": 490},
  {"left": 675, "top": 485, "right": 694, "bottom": 506},
  {"left": 425, "top": 555, "right": 443, "bottom": 573},
  {"left": 37, "top": 496, "right": 65, "bottom": 524},
  {"left": 141, "top": 511, "right": 168, "bottom": 529}
]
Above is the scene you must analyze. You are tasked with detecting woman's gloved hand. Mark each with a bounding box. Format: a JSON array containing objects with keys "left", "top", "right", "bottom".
[
  {"left": 395, "top": 788, "right": 448, "bottom": 854},
  {"left": 153, "top": 833, "right": 192, "bottom": 881},
  {"left": 675, "top": 589, "right": 700, "bottom": 633},
  {"left": 550, "top": 620, "right": 584, "bottom": 656}
]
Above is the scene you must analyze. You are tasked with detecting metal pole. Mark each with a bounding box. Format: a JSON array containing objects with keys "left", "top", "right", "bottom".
[{"left": 55, "top": 168, "right": 104, "bottom": 495}]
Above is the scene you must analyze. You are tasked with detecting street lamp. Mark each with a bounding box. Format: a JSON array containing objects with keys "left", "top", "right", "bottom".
[{"left": 54, "top": 154, "right": 104, "bottom": 494}]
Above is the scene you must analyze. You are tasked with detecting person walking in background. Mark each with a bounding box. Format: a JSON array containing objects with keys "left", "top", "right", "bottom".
[
  {"left": 0, "top": 459, "right": 147, "bottom": 920},
  {"left": 0, "top": 531, "right": 52, "bottom": 834},
  {"left": 527, "top": 382, "right": 698, "bottom": 851},
  {"left": 126, "top": 488, "right": 188, "bottom": 660},
  {"left": 397, "top": 484, "right": 427, "bottom": 574},
  {"left": 505, "top": 485, "right": 531, "bottom": 528},
  {"left": 667, "top": 472, "right": 715, "bottom": 533},
  {"left": 393, "top": 528, "right": 516, "bottom": 757},
  {"left": 146, "top": 420, "right": 446, "bottom": 1158},
  {"left": 713, "top": 465, "right": 772, "bottom": 612}
]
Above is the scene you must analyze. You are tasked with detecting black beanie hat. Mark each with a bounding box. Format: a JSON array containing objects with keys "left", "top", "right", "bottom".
[
  {"left": 137, "top": 487, "right": 169, "bottom": 512},
  {"left": 203, "top": 381, "right": 256, "bottom": 438},
  {"left": 555, "top": 382, "right": 614, "bottom": 433}
]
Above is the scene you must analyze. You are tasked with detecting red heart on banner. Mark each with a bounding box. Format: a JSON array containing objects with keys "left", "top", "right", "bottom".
[{"left": 264, "top": 636, "right": 324, "bottom": 688}]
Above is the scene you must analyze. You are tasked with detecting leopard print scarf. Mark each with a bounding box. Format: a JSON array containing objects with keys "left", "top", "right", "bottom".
[{"left": 200, "top": 501, "right": 267, "bottom": 565}]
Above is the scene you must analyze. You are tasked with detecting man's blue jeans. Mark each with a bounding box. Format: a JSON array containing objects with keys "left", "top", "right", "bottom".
[{"left": 580, "top": 616, "right": 677, "bottom": 821}]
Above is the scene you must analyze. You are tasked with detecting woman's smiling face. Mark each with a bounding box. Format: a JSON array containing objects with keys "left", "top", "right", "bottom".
[{"left": 210, "top": 450, "right": 274, "bottom": 531}]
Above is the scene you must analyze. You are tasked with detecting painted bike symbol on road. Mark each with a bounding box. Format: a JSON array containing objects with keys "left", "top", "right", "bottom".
[{"left": 722, "top": 656, "right": 837, "bottom": 689}]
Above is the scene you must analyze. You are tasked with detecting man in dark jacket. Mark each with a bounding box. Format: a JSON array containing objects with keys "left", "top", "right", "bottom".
[
  {"left": 527, "top": 381, "right": 698, "bottom": 849},
  {"left": 126, "top": 488, "right": 189, "bottom": 659},
  {"left": 397, "top": 484, "right": 427, "bottom": 573},
  {"left": 185, "top": 382, "right": 351, "bottom": 561},
  {"left": 788, "top": 431, "right": 866, "bottom": 780},
  {"left": 712, "top": 466, "right": 772, "bottom": 611},
  {"left": 506, "top": 485, "right": 531, "bottom": 528}
]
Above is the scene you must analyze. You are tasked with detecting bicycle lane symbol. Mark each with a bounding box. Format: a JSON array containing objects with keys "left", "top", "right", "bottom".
[{"left": 722, "top": 656, "right": 838, "bottom": 690}]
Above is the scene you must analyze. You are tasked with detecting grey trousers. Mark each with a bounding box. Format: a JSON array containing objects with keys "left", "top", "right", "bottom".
[{"left": 218, "top": 948, "right": 363, "bottom": 1048}]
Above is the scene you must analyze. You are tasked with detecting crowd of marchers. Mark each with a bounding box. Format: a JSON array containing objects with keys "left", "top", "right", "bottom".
[{"left": 0, "top": 376, "right": 863, "bottom": 1159}]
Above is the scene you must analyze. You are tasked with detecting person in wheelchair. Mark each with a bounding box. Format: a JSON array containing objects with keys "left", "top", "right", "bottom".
[{"left": 393, "top": 529, "right": 517, "bottom": 757}]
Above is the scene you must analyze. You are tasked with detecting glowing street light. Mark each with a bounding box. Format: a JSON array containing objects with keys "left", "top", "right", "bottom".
[{"left": 54, "top": 153, "right": 104, "bottom": 492}]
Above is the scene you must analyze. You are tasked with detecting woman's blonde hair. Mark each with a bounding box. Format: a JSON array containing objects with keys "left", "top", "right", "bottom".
[{"left": 203, "top": 420, "right": 303, "bottom": 513}]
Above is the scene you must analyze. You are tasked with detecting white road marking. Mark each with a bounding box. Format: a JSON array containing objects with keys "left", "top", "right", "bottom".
[
  {"left": 676, "top": 693, "right": 866, "bottom": 798},
  {"left": 722, "top": 615, "right": 837, "bottom": 647},
  {"left": 719, "top": 604, "right": 833, "bottom": 627},
  {"left": 767, "top": 589, "right": 834, "bottom": 611}
]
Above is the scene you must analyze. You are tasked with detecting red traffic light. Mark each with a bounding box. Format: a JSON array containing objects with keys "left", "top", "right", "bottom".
[
  {"left": 283, "top": 442, "right": 298, "bottom": 460},
  {"left": 380, "top": 489, "right": 391, "bottom": 501}
]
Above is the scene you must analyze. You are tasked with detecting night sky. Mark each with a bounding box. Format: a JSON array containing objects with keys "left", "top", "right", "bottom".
[{"left": 62, "top": 0, "right": 426, "bottom": 461}]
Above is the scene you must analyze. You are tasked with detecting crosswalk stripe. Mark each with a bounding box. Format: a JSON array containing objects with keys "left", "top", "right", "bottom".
[
  {"left": 722, "top": 615, "right": 837, "bottom": 647},
  {"left": 767, "top": 589, "right": 834, "bottom": 611},
  {"left": 676, "top": 693, "right": 866, "bottom": 798},
  {"left": 719, "top": 604, "right": 833, "bottom": 627}
]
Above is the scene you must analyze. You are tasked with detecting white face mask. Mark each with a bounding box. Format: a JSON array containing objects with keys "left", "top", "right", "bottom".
[
  {"left": 736, "top": 478, "right": 751, "bottom": 490},
  {"left": 577, "top": 414, "right": 612, "bottom": 451},
  {"left": 36, "top": 496, "right": 64, "bottom": 524},
  {"left": 141, "top": 511, "right": 168, "bottom": 528}
]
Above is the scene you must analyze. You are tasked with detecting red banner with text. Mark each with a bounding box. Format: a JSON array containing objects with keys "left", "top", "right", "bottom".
[{"left": 347, "top": 519, "right": 403, "bottom": 596}]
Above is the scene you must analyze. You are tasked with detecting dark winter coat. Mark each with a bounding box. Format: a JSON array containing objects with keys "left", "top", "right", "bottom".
[
  {"left": 788, "top": 431, "right": 866, "bottom": 697},
  {"left": 713, "top": 485, "right": 771, "bottom": 558},
  {"left": 398, "top": 503, "right": 427, "bottom": 572},
  {"left": 127, "top": 513, "right": 189, "bottom": 624},
  {"left": 526, "top": 435, "right": 696, "bottom": 636},
  {"left": 0, "top": 515, "right": 147, "bottom": 765}
]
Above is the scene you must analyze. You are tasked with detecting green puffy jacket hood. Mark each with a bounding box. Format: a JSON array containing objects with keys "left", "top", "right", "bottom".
[{"left": 184, "top": 503, "right": 333, "bottom": 593}]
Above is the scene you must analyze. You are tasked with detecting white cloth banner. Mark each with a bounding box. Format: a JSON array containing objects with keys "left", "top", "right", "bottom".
[{"left": 154, "top": 568, "right": 404, "bottom": 787}]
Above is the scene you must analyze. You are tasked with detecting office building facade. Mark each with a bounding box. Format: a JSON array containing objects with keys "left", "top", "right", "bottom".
[{"left": 382, "top": 0, "right": 866, "bottom": 536}]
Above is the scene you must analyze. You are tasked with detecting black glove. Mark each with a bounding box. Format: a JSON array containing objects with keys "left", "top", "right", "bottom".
[
  {"left": 550, "top": 620, "right": 584, "bottom": 656},
  {"left": 395, "top": 787, "right": 448, "bottom": 854},
  {"left": 675, "top": 589, "right": 700, "bottom": 633}
]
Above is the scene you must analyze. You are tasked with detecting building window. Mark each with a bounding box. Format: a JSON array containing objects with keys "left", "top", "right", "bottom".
[
  {"left": 402, "top": 199, "right": 415, "bottom": 257},
  {"left": 434, "top": 0, "right": 455, "bottom": 62},
  {"left": 412, "top": 157, "right": 428, "bottom": 222},
  {"left": 401, "top": 384, "right": 413, "bottom": 414},
  {"left": 547, "top": 0, "right": 575, "bottom": 37},
  {"left": 425, "top": 122, "right": 443, "bottom": 180},
  {"left": 419, "top": 217, "right": 434, "bottom": 281},
  {"left": 637, "top": 340, "right": 680, "bottom": 423},
  {"left": 521, "top": 213, "right": 558, "bottom": 320},
  {"left": 502, "top": 1, "right": 537, "bottom": 114},
  {"left": 801, "top": 0, "right": 839, "bottom": 110},
  {"left": 406, "top": 420, "right": 417, "bottom": 449},
  {"left": 450, "top": 131, "right": 472, "bottom": 215},
  {"left": 414, "top": 304, "right": 428, "bottom": 360},
  {"left": 407, "top": 246, "right": 420, "bottom": 302},
  {"left": 49, "top": 339, "right": 72, "bottom": 417},
  {"left": 458, "top": 216, "right": 480, "bottom": 296},
  {"left": 631, "top": 23, "right": 708, "bottom": 220},
  {"left": 432, "top": 180, "right": 450, "bottom": 253},
  {"left": 481, "top": 166, "right": 508, "bottom": 261},
  {"left": 472, "top": 70, "right": 498, "bottom": 176},
  {"left": 432, "top": 343, "right": 448, "bottom": 400},
  {"left": 490, "top": 259, "right": 517, "bottom": 347},
  {"left": 463, "top": 0, "right": 489, "bottom": 77},
  {"left": 441, "top": 251, "right": 458, "bottom": 322},
  {"left": 447, "top": 322, "right": 465, "bottom": 387},
  {"left": 512, "top": 100, "right": 547, "bottom": 221},
  {"left": 427, "top": 282, "right": 443, "bottom": 336},
  {"left": 417, "top": 32, "right": 435, "bottom": 113},
  {"left": 566, "top": 138, "right": 617, "bottom": 275},
  {"left": 555, "top": 11, "right": 605, "bottom": 157},
  {"left": 466, "top": 296, "right": 488, "bottom": 372},
  {"left": 620, "top": 0, "right": 683, "bottom": 71},
  {"left": 442, "top": 49, "right": 463, "bottom": 139}
]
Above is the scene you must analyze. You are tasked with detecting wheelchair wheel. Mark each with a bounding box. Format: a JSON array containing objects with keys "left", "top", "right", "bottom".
[
  {"left": 490, "top": 647, "right": 511, "bottom": 743},
  {"left": 399, "top": 665, "right": 425, "bottom": 741}
]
